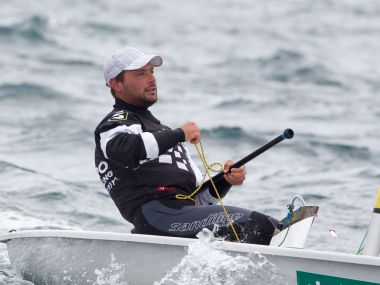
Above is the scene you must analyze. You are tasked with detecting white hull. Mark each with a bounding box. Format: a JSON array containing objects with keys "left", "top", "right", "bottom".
[{"left": 1, "top": 230, "right": 380, "bottom": 284}]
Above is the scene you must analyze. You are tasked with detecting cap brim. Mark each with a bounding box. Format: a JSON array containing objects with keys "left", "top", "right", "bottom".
[{"left": 124, "top": 55, "right": 163, "bottom": 71}]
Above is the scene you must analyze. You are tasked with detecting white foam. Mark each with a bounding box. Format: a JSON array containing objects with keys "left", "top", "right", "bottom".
[
  {"left": 93, "top": 253, "right": 129, "bottom": 285},
  {"left": 0, "top": 210, "right": 80, "bottom": 233},
  {"left": 0, "top": 243, "right": 10, "bottom": 265},
  {"left": 155, "top": 229, "right": 287, "bottom": 285}
]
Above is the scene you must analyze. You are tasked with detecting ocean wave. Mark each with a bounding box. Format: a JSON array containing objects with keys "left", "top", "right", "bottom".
[
  {"left": 0, "top": 161, "right": 67, "bottom": 196},
  {"left": 256, "top": 49, "right": 344, "bottom": 88},
  {"left": 215, "top": 98, "right": 253, "bottom": 108},
  {"left": 210, "top": 49, "right": 344, "bottom": 90},
  {"left": 0, "top": 209, "right": 80, "bottom": 233},
  {"left": 356, "top": 169, "right": 380, "bottom": 179},
  {"left": 0, "top": 83, "right": 66, "bottom": 102},
  {"left": 30, "top": 191, "right": 67, "bottom": 201},
  {"left": 309, "top": 140, "right": 371, "bottom": 161},
  {"left": 202, "top": 126, "right": 246, "bottom": 138},
  {"left": 83, "top": 21, "right": 124, "bottom": 34},
  {"left": 0, "top": 160, "right": 38, "bottom": 175},
  {"left": 300, "top": 193, "right": 328, "bottom": 202},
  {"left": 70, "top": 211, "right": 122, "bottom": 227},
  {"left": 0, "top": 112, "right": 93, "bottom": 153},
  {"left": 39, "top": 57, "right": 97, "bottom": 67},
  {"left": 202, "top": 126, "right": 264, "bottom": 144},
  {"left": 0, "top": 15, "right": 52, "bottom": 44},
  {"left": 0, "top": 160, "right": 85, "bottom": 194}
]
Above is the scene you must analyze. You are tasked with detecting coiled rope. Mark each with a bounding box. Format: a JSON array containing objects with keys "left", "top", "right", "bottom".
[{"left": 175, "top": 141, "right": 240, "bottom": 242}]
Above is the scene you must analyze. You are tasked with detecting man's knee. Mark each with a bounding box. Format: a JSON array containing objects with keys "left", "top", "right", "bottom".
[{"left": 242, "top": 211, "right": 277, "bottom": 245}]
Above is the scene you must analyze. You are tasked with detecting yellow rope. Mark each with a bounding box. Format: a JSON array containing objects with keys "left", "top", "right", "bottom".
[{"left": 175, "top": 141, "right": 241, "bottom": 242}]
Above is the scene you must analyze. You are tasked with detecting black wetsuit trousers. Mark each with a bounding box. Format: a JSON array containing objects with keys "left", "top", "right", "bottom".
[{"left": 132, "top": 199, "right": 278, "bottom": 245}]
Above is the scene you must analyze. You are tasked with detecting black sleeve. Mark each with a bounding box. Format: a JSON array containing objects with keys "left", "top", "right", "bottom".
[
  {"left": 106, "top": 133, "right": 146, "bottom": 168},
  {"left": 196, "top": 176, "right": 232, "bottom": 199},
  {"left": 209, "top": 177, "right": 232, "bottom": 199},
  {"left": 107, "top": 128, "right": 185, "bottom": 168},
  {"left": 96, "top": 108, "right": 186, "bottom": 168},
  {"left": 153, "top": 128, "right": 185, "bottom": 153}
]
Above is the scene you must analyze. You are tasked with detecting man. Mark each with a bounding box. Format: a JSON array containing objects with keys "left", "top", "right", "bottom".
[{"left": 94, "top": 47, "right": 277, "bottom": 245}]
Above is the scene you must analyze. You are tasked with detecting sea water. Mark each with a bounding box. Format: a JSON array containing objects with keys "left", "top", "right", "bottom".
[
  {"left": 1, "top": 0, "right": 380, "bottom": 284},
  {"left": 155, "top": 229, "right": 287, "bottom": 285}
]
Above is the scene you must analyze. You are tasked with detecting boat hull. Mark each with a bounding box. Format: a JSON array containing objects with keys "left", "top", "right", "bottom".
[{"left": 1, "top": 230, "right": 380, "bottom": 284}]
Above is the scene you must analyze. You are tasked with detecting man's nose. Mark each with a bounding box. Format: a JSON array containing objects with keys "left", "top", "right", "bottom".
[{"left": 148, "top": 73, "right": 156, "bottom": 83}]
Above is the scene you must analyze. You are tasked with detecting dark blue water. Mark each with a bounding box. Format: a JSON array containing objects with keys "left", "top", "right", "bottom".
[{"left": 1, "top": 0, "right": 380, "bottom": 283}]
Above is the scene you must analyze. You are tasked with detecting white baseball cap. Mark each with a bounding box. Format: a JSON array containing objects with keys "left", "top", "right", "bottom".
[{"left": 104, "top": 47, "right": 163, "bottom": 86}]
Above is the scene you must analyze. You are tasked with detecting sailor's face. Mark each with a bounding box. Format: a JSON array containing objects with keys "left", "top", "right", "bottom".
[{"left": 117, "top": 64, "right": 158, "bottom": 108}]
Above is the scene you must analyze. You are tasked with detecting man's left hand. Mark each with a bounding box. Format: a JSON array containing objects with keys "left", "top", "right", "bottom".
[{"left": 223, "top": 160, "right": 246, "bottom": 185}]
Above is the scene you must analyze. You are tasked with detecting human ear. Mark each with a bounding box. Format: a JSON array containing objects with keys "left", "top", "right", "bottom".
[{"left": 109, "top": 78, "right": 122, "bottom": 92}]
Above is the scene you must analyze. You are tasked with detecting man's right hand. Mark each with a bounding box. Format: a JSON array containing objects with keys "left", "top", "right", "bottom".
[{"left": 181, "top": 122, "right": 201, "bottom": 144}]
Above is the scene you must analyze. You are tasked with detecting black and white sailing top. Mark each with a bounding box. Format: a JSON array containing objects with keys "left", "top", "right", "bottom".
[{"left": 94, "top": 98, "right": 231, "bottom": 223}]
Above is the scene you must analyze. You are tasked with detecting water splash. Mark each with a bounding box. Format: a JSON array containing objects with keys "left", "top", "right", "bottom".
[
  {"left": 155, "top": 229, "right": 287, "bottom": 285},
  {"left": 93, "top": 254, "right": 129, "bottom": 285},
  {"left": 0, "top": 271, "right": 33, "bottom": 285},
  {"left": 0, "top": 248, "right": 32, "bottom": 285}
]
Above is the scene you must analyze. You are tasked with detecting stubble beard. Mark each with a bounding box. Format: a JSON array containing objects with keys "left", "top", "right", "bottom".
[{"left": 141, "top": 90, "right": 158, "bottom": 108}]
